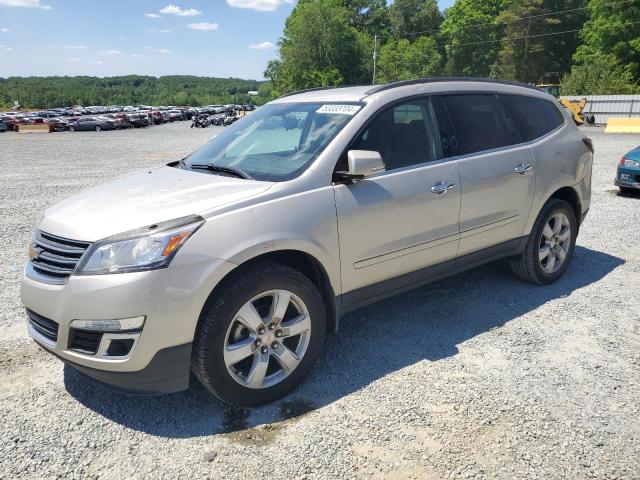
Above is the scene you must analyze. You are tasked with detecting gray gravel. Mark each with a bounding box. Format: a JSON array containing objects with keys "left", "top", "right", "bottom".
[{"left": 1, "top": 123, "right": 639, "bottom": 479}]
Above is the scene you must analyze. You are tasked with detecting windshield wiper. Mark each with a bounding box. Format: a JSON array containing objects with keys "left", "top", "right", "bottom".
[{"left": 188, "top": 163, "right": 253, "bottom": 180}]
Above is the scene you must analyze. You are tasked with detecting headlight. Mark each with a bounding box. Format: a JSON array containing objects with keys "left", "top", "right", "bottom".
[
  {"left": 621, "top": 158, "right": 640, "bottom": 168},
  {"left": 76, "top": 215, "right": 204, "bottom": 275}
]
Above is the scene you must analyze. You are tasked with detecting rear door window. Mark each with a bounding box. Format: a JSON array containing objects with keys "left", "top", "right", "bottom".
[
  {"left": 441, "top": 94, "right": 513, "bottom": 156},
  {"left": 500, "top": 94, "right": 565, "bottom": 142}
]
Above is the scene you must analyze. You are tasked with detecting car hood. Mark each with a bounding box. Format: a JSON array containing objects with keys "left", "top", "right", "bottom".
[
  {"left": 40, "top": 166, "right": 273, "bottom": 241},
  {"left": 623, "top": 146, "right": 640, "bottom": 162}
]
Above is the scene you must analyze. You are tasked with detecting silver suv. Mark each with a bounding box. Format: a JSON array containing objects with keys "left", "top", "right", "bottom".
[{"left": 21, "top": 79, "right": 593, "bottom": 406}]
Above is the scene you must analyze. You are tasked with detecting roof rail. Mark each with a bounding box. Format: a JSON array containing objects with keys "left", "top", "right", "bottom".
[
  {"left": 365, "top": 77, "right": 542, "bottom": 96},
  {"left": 278, "top": 84, "right": 365, "bottom": 99}
]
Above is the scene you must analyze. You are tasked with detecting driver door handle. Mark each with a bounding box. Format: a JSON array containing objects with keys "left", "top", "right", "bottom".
[
  {"left": 514, "top": 163, "right": 533, "bottom": 174},
  {"left": 431, "top": 181, "right": 456, "bottom": 194}
]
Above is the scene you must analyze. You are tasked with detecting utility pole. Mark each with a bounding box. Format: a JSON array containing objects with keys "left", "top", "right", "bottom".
[{"left": 372, "top": 33, "right": 378, "bottom": 85}]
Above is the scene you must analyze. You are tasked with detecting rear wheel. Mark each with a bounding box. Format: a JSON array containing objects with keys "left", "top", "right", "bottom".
[
  {"left": 95, "top": 125, "right": 101, "bottom": 132},
  {"left": 192, "top": 262, "right": 326, "bottom": 406},
  {"left": 69, "top": 126, "right": 75, "bottom": 132},
  {"left": 510, "top": 199, "right": 577, "bottom": 284}
]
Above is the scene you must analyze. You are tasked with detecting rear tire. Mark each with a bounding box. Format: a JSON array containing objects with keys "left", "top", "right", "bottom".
[
  {"left": 95, "top": 125, "right": 101, "bottom": 132},
  {"left": 192, "top": 261, "right": 326, "bottom": 406},
  {"left": 510, "top": 198, "right": 577, "bottom": 285}
]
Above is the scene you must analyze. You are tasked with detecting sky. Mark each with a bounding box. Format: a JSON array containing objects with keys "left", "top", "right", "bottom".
[{"left": 0, "top": 0, "right": 455, "bottom": 80}]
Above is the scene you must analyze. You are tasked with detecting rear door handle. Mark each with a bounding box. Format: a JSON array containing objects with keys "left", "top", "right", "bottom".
[
  {"left": 431, "top": 181, "right": 456, "bottom": 194},
  {"left": 514, "top": 163, "right": 533, "bottom": 174}
]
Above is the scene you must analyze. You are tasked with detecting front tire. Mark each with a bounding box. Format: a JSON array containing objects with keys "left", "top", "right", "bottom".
[
  {"left": 192, "top": 262, "right": 326, "bottom": 406},
  {"left": 510, "top": 198, "right": 577, "bottom": 285},
  {"left": 95, "top": 125, "right": 101, "bottom": 132}
]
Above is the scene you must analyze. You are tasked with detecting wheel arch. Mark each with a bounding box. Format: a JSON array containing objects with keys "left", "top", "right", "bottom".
[
  {"left": 548, "top": 186, "right": 582, "bottom": 226},
  {"left": 202, "top": 249, "right": 339, "bottom": 334}
]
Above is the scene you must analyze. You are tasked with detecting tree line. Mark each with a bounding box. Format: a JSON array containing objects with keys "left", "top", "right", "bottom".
[
  {"left": 0, "top": 76, "right": 272, "bottom": 109},
  {"left": 265, "top": 0, "right": 640, "bottom": 96}
]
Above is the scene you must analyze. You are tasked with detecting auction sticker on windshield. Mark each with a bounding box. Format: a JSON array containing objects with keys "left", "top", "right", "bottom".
[{"left": 316, "top": 104, "right": 361, "bottom": 115}]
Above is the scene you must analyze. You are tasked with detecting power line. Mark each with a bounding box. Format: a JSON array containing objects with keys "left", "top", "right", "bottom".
[
  {"left": 397, "top": 0, "right": 639, "bottom": 38},
  {"left": 450, "top": 19, "right": 640, "bottom": 47}
]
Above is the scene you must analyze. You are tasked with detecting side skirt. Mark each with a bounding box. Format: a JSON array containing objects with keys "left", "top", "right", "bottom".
[{"left": 337, "top": 236, "right": 528, "bottom": 316}]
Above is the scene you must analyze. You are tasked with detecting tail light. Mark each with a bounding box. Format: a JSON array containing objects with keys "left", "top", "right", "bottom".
[{"left": 582, "top": 137, "right": 594, "bottom": 154}]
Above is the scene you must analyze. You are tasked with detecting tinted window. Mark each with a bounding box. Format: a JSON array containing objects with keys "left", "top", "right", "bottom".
[
  {"left": 500, "top": 94, "right": 564, "bottom": 142},
  {"left": 441, "top": 94, "right": 512, "bottom": 156},
  {"left": 351, "top": 98, "right": 442, "bottom": 171}
]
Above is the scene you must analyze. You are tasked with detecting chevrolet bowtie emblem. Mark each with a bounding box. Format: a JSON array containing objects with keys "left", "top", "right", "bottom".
[{"left": 27, "top": 244, "right": 42, "bottom": 261}]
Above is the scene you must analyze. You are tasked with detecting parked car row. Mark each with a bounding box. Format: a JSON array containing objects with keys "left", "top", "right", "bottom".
[{"left": 0, "top": 104, "right": 256, "bottom": 133}]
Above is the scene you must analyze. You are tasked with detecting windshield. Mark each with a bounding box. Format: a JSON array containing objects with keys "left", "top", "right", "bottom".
[{"left": 183, "top": 102, "right": 362, "bottom": 181}]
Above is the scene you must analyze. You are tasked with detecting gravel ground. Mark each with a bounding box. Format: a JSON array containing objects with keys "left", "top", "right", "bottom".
[{"left": 0, "top": 123, "right": 639, "bottom": 480}]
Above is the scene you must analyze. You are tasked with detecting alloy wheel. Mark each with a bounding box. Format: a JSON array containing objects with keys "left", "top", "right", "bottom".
[
  {"left": 539, "top": 212, "right": 571, "bottom": 274},
  {"left": 223, "top": 289, "right": 311, "bottom": 389}
]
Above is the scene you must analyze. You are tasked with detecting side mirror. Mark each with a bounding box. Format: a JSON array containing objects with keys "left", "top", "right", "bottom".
[{"left": 336, "top": 150, "right": 384, "bottom": 183}]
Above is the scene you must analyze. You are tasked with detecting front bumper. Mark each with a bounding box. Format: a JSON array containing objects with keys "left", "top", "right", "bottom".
[
  {"left": 44, "top": 341, "right": 192, "bottom": 395},
  {"left": 21, "top": 255, "right": 236, "bottom": 391},
  {"left": 615, "top": 167, "right": 640, "bottom": 190}
]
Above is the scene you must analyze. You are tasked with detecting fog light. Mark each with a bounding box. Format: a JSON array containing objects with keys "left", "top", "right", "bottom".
[{"left": 69, "top": 316, "right": 145, "bottom": 332}]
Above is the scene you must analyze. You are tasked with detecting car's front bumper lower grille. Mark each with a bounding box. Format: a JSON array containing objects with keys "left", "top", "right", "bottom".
[{"left": 26, "top": 309, "right": 59, "bottom": 343}]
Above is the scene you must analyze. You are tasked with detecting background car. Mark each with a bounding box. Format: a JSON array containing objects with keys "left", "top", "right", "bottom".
[
  {"left": 0, "top": 119, "right": 6, "bottom": 132},
  {"left": 48, "top": 117, "right": 70, "bottom": 132},
  {"left": 68, "top": 116, "right": 115, "bottom": 132},
  {"left": 615, "top": 146, "right": 640, "bottom": 193}
]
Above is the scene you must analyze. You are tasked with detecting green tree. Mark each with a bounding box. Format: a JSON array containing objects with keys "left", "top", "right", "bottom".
[
  {"left": 377, "top": 36, "right": 442, "bottom": 82},
  {"left": 388, "top": 0, "right": 442, "bottom": 37},
  {"left": 343, "top": 0, "right": 392, "bottom": 41},
  {"left": 266, "top": 0, "right": 370, "bottom": 95},
  {"left": 441, "top": 0, "right": 504, "bottom": 77},
  {"left": 497, "top": 0, "right": 586, "bottom": 83},
  {"left": 573, "top": 0, "right": 640, "bottom": 82},
  {"left": 561, "top": 54, "right": 636, "bottom": 94}
]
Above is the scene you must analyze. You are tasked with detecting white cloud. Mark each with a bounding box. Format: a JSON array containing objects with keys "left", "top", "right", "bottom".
[
  {"left": 0, "top": 0, "right": 51, "bottom": 9},
  {"left": 99, "top": 49, "right": 124, "bottom": 55},
  {"left": 144, "top": 47, "right": 171, "bottom": 54},
  {"left": 91, "top": 60, "right": 103, "bottom": 65},
  {"left": 0, "top": 28, "right": 10, "bottom": 33},
  {"left": 47, "top": 44, "right": 87, "bottom": 50},
  {"left": 148, "top": 29, "right": 172, "bottom": 33},
  {"left": 187, "top": 22, "right": 219, "bottom": 31},
  {"left": 67, "top": 57, "right": 82, "bottom": 62},
  {"left": 226, "top": 0, "right": 292, "bottom": 12},
  {"left": 249, "top": 41, "right": 275, "bottom": 50},
  {"left": 159, "top": 4, "right": 201, "bottom": 16},
  {"left": 145, "top": 13, "right": 161, "bottom": 18},
  {"left": 0, "top": 44, "right": 14, "bottom": 51}
]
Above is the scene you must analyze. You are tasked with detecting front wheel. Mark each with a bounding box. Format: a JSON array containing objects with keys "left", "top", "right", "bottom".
[
  {"left": 95, "top": 125, "right": 101, "bottom": 132},
  {"left": 510, "top": 198, "right": 577, "bottom": 284},
  {"left": 192, "top": 262, "right": 326, "bottom": 406}
]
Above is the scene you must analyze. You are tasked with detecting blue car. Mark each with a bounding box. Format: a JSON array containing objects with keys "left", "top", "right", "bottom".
[{"left": 616, "top": 146, "right": 640, "bottom": 193}]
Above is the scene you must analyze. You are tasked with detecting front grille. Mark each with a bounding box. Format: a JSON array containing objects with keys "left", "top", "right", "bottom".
[
  {"left": 69, "top": 328, "right": 102, "bottom": 355},
  {"left": 30, "top": 230, "right": 91, "bottom": 282},
  {"left": 26, "top": 309, "right": 59, "bottom": 343}
]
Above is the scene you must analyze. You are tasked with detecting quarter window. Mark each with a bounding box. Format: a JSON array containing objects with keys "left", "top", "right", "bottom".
[
  {"left": 500, "top": 94, "right": 565, "bottom": 142},
  {"left": 441, "top": 94, "right": 512, "bottom": 156},
  {"left": 351, "top": 98, "right": 442, "bottom": 171}
]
